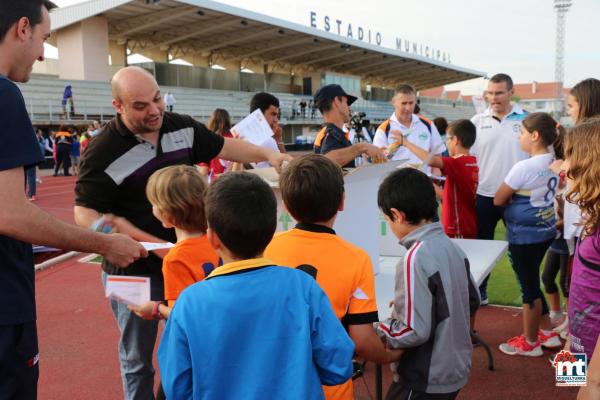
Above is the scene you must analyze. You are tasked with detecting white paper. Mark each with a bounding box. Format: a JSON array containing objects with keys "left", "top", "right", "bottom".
[
  {"left": 231, "top": 109, "right": 274, "bottom": 146},
  {"left": 140, "top": 242, "right": 175, "bottom": 251},
  {"left": 105, "top": 275, "right": 150, "bottom": 307}
]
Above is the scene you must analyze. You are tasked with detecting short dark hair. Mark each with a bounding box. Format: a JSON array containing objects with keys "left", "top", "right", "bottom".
[
  {"left": 205, "top": 172, "right": 277, "bottom": 259},
  {"left": 447, "top": 119, "right": 476, "bottom": 148},
  {"left": 394, "top": 84, "right": 416, "bottom": 96},
  {"left": 250, "top": 92, "right": 280, "bottom": 114},
  {"left": 378, "top": 168, "right": 437, "bottom": 225},
  {"left": 317, "top": 96, "right": 336, "bottom": 114},
  {"left": 279, "top": 154, "right": 344, "bottom": 223},
  {"left": 433, "top": 117, "right": 448, "bottom": 134},
  {"left": 0, "top": 0, "right": 56, "bottom": 43},
  {"left": 489, "top": 73, "right": 514, "bottom": 91}
]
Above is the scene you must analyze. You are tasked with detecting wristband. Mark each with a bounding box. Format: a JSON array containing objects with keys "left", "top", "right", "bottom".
[{"left": 151, "top": 301, "right": 164, "bottom": 320}]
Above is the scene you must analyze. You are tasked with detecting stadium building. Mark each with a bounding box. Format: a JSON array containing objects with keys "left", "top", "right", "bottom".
[{"left": 23, "top": 0, "right": 485, "bottom": 144}]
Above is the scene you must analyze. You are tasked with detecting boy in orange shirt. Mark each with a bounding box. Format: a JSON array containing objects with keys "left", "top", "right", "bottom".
[
  {"left": 265, "top": 154, "right": 402, "bottom": 400},
  {"left": 128, "top": 165, "right": 220, "bottom": 320}
]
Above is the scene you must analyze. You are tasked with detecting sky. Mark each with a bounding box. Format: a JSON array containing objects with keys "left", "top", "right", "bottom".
[{"left": 50, "top": 0, "right": 600, "bottom": 94}]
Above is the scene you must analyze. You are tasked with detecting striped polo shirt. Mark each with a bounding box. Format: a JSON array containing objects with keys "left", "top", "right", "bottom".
[{"left": 75, "top": 112, "right": 224, "bottom": 281}]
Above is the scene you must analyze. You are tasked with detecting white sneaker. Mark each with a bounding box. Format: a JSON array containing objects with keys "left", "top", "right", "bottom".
[
  {"left": 550, "top": 311, "right": 564, "bottom": 326},
  {"left": 553, "top": 316, "right": 569, "bottom": 333},
  {"left": 538, "top": 329, "right": 562, "bottom": 349}
]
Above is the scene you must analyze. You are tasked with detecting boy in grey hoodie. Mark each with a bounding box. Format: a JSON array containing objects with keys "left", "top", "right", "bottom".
[{"left": 376, "top": 168, "right": 480, "bottom": 400}]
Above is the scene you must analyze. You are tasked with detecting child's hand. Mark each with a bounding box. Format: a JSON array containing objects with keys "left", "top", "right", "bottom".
[
  {"left": 128, "top": 301, "right": 156, "bottom": 320},
  {"left": 386, "top": 348, "right": 405, "bottom": 363},
  {"left": 103, "top": 214, "right": 138, "bottom": 237}
]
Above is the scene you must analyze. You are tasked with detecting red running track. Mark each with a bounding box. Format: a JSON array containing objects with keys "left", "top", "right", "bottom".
[{"left": 35, "top": 175, "right": 579, "bottom": 399}]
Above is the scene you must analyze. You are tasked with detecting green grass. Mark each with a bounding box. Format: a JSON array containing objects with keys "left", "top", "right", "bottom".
[
  {"left": 486, "top": 222, "right": 565, "bottom": 307},
  {"left": 487, "top": 222, "right": 523, "bottom": 307}
]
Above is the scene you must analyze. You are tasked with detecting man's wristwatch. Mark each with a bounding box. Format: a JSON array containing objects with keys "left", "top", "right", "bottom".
[{"left": 151, "top": 301, "right": 165, "bottom": 320}]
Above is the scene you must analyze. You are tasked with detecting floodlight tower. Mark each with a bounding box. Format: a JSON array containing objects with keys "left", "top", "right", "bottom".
[{"left": 554, "top": 0, "right": 572, "bottom": 106}]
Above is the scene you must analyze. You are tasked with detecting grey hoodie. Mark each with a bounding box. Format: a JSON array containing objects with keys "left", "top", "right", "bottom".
[{"left": 376, "top": 222, "right": 480, "bottom": 394}]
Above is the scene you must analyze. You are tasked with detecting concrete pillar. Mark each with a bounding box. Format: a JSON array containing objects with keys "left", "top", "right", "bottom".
[
  {"left": 263, "top": 63, "right": 269, "bottom": 91},
  {"left": 109, "top": 40, "right": 127, "bottom": 67},
  {"left": 56, "top": 16, "right": 110, "bottom": 81},
  {"left": 184, "top": 54, "right": 209, "bottom": 67},
  {"left": 138, "top": 48, "right": 169, "bottom": 63}
]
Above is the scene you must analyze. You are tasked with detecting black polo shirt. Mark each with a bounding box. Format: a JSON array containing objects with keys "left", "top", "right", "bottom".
[
  {"left": 0, "top": 75, "right": 44, "bottom": 324},
  {"left": 75, "top": 112, "right": 224, "bottom": 287},
  {"left": 319, "top": 123, "right": 355, "bottom": 168}
]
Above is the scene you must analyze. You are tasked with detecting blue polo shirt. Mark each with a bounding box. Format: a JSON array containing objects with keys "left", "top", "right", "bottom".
[{"left": 0, "top": 75, "right": 44, "bottom": 324}]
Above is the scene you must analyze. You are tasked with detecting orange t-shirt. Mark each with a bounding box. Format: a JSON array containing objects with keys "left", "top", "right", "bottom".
[
  {"left": 162, "top": 235, "right": 220, "bottom": 307},
  {"left": 265, "top": 223, "right": 379, "bottom": 400}
]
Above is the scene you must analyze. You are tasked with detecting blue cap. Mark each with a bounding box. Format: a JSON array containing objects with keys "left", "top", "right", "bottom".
[{"left": 313, "top": 84, "right": 357, "bottom": 109}]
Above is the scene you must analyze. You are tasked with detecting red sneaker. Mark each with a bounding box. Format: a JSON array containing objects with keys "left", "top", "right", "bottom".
[
  {"left": 498, "top": 335, "right": 543, "bottom": 357},
  {"left": 538, "top": 329, "right": 562, "bottom": 349}
]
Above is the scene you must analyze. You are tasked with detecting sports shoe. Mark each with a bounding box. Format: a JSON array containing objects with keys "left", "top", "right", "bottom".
[
  {"left": 28, "top": 195, "right": 36, "bottom": 201},
  {"left": 550, "top": 311, "right": 565, "bottom": 326},
  {"left": 538, "top": 329, "right": 562, "bottom": 348},
  {"left": 560, "top": 329, "right": 569, "bottom": 340},
  {"left": 498, "top": 335, "right": 543, "bottom": 357},
  {"left": 480, "top": 297, "right": 489, "bottom": 306},
  {"left": 553, "top": 316, "right": 568, "bottom": 333}
]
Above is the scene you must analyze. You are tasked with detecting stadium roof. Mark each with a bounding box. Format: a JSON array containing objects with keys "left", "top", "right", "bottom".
[{"left": 50, "top": 0, "right": 486, "bottom": 89}]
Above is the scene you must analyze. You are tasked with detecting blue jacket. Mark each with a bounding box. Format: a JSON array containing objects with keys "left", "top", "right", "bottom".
[{"left": 158, "top": 258, "right": 354, "bottom": 400}]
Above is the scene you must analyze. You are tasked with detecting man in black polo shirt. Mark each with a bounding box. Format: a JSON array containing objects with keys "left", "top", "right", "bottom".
[
  {"left": 313, "top": 84, "right": 385, "bottom": 168},
  {"left": 74, "top": 66, "right": 291, "bottom": 400},
  {"left": 0, "top": 2, "right": 147, "bottom": 399}
]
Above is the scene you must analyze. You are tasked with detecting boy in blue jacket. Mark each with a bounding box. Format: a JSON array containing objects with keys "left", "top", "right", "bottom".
[{"left": 158, "top": 172, "right": 354, "bottom": 400}]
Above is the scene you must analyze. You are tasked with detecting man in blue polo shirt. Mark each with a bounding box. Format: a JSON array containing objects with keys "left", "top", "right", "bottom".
[{"left": 0, "top": 2, "right": 147, "bottom": 398}]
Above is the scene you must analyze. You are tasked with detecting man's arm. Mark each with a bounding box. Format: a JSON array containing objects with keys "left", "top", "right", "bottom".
[
  {"left": 74, "top": 208, "right": 170, "bottom": 259},
  {"left": 218, "top": 137, "right": 292, "bottom": 172},
  {"left": 0, "top": 168, "right": 146, "bottom": 267},
  {"left": 272, "top": 123, "right": 287, "bottom": 154},
  {"left": 325, "top": 142, "right": 386, "bottom": 167}
]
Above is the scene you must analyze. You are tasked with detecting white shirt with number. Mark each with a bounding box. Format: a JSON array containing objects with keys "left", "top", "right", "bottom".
[
  {"left": 470, "top": 104, "right": 528, "bottom": 197},
  {"left": 503, "top": 153, "right": 558, "bottom": 244}
]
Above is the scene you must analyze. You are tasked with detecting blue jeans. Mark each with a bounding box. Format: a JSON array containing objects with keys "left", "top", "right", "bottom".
[
  {"left": 102, "top": 273, "right": 159, "bottom": 400},
  {"left": 476, "top": 195, "right": 506, "bottom": 298},
  {"left": 25, "top": 167, "right": 36, "bottom": 198}
]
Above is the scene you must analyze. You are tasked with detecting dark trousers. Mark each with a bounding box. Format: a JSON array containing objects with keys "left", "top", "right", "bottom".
[
  {"left": 541, "top": 246, "right": 570, "bottom": 298},
  {"left": 509, "top": 240, "right": 552, "bottom": 314},
  {"left": 476, "top": 194, "right": 505, "bottom": 298},
  {"left": 54, "top": 144, "right": 71, "bottom": 176},
  {"left": 386, "top": 383, "right": 460, "bottom": 400},
  {"left": 0, "top": 321, "right": 39, "bottom": 400}
]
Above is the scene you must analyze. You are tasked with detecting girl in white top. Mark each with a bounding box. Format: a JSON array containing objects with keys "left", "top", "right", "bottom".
[{"left": 494, "top": 112, "right": 565, "bottom": 357}]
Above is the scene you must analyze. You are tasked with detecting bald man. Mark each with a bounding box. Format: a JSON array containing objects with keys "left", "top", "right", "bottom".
[{"left": 74, "top": 66, "right": 290, "bottom": 400}]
